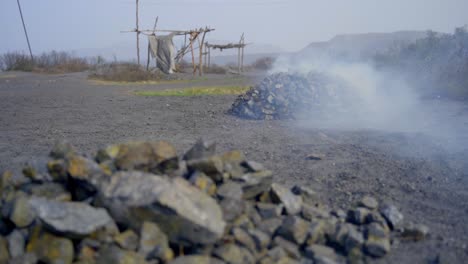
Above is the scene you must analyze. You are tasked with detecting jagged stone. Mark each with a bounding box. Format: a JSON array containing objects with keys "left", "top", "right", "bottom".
[
  {"left": 139, "top": 221, "right": 173, "bottom": 262},
  {"left": 347, "top": 207, "right": 371, "bottom": 225},
  {"left": 9, "top": 196, "right": 35, "bottom": 228},
  {"left": 366, "top": 211, "right": 388, "bottom": 227},
  {"left": 169, "top": 255, "right": 224, "bottom": 264},
  {"left": 187, "top": 156, "right": 224, "bottom": 182},
  {"left": 256, "top": 202, "right": 283, "bottom": 219},
  {"left": 359, "top": 196, "right": 378, "bottom": 210},
  {"left": 243, "top": 202, "right": 261, "bottom": 224},
  {"left": 276, "top": 216, "right": 310, "bottom": 245},
  {"left": 22, "top": 160, "right": 52, "bottom": 182},
  {"left": 272, "top": 236, "right": 301, "bottom": 260},
  {"left": 77, "top": 245, "right": 97, "bottom": 262},
  {"left": 113, "top": 141, "right": 178, "bottom": 174},
  {"left": 213, "top": 243, "right": 255, "bottom": 264},
  {"left": 291, "top": 185, "right": 320, "bottom": 206},
  {"left": 267, "top": 246, "right": 287, "bottom": 261},
  {"left": 220, "top": 198, "right": 245, "bottom": 222},
  {"left": 29, "top": 197, "right": 115, "bottom": 237},
  {"left": 271, "top": 183, "right": 302, "bottom": 215},
  {"left": 343, "top": 226, "right": 365, "bottom": 253},
  {"left": 114, "top": 229, "right": 139, "bottom": 251},
  {"left": 8, "top": 253, "right": 38, "bottom": 264},
  {"left": 46, "top": 159, "right": 68, "bottom": 182},
  {"left": 66, "top": 155, "right": 107, "bottom": 200},
  {"left": 233, "top": 170, "right": 273, "bottom": 199},
  {"left": 183, "top": 138, "right": 216, "bottom": 161},
  {"left": 379, "top": 204, "right": 403, "bottom": 230},
  {"left": 25, "top": 182, "right": 71, "bottom": 201},
  {"left": 232, "top": 227, "right": 257, "bottom": 253},
  {"left": 7, "top": 229, "right": 25, "bottom": 258},
  {"left": 217, "top": 181, "right": 243, "bottom": 200},
  {"left": 305, "top": 220, "right": 327, "bottom": 245},
  {"left": 29, "top": 232, "right": 74, "bottom": 264},
  {"left": 232, "top": 214, "right": 254, "bottom": 230},
  {"left": 304, "top": 244, "right": 339, "bottom": 264},
  {"left": 365, "top": 222, "right": 389, "bottom": 239},
  {"left": 331, "top": 209, "right": 347, "bottom": 220},
  {"left": 0, "top": 236, "right": 9, "bottom": 263},
  {"left": 364, "top": 237, "right": 390, "bottom": 258},
  {"left": 0, "top": 171, "right": 14, "bottom": 199},
  {"left": 99, "top": 172, "right": 226, "bottom": 245},
  {"left": 96, "top": 245, "right": 148, "bottom": 264},
  {"left": 302, "top": 204, "right": 330, "bottom": 220},
  {"left": 257, "top": 217, "right": 283, "bottom": 236},
  {"left": 329, "top": 223, "right": 356, "bottom": 249},
  {"left": 188, "top": 171, "right": 217, "bottom": 196},
  {"left": 248, "top": 229, "right": 271, "bottom": 251}
]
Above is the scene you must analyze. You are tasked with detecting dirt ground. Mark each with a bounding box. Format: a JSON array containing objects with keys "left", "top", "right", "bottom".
[{"left": 0, "top": 71, "right": 467, "bottom": 263}]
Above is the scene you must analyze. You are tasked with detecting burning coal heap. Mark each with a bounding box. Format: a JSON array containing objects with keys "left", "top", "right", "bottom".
[{"left": 229, "top": 72, "right": 346, "bottom": 120}]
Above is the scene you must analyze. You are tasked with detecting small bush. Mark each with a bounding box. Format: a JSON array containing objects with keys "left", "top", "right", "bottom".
[
  {"left": 251, "top": 56, "right": 275, "bottom": 71},
  {"left": 0, "top": 52, "right": 35, "bottom": 71},
  {"left": 204, "top": 64, "right": 227, "bottom": 74},
  {"left": 89, "top": 63, "right": 166, "bottom": 82},
  {"left": 0, "top": 51, "right": 89, "bottom": 73}
]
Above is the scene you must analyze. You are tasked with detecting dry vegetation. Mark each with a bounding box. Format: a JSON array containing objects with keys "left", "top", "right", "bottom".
[
  {"left": 88, "top": 63, "right": 170, "bottom": 82},
  {"left": 0, "top": 51, "right": 89, "bottom": 73}
]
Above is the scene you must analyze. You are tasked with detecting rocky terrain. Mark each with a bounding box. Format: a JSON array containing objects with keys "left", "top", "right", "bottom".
[
  {"left": 229, "top": 72, "right": 348, "bottom": 120},
  {"left": 0, "top": 140, "right": 429, "bottom": 264},
  {"left": 0, "top": 72, "right": 467, "bottom": 263}
]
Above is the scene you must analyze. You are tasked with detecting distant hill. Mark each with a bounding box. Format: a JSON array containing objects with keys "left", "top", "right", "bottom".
[{"left": 298, "top": 31, "right": 430, "bottom": 61}]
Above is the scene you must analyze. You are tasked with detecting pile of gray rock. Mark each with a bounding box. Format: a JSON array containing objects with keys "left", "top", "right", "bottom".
[
  {"left": 0, "top": 139, "right": 428, "bottom": 264},
  {"left": 229, "top": 72, "right": 347, "bottom": 120}
]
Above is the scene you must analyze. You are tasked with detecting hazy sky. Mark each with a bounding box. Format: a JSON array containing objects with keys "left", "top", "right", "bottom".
[{"left": 1, "top": 0, "right": 467, "bottom": 56}]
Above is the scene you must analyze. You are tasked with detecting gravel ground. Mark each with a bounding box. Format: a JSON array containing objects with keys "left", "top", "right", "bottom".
[{"left": 0, "top": 71, "right": 467, "bottom": 263}]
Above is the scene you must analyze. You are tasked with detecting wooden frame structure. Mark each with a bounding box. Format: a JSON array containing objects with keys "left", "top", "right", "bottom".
[
  {"left": 143, "top": 26, "right": 214, "bottom": 75},
  {"left": 121, "top": 0, "right": 214, "bottom": 76},
  {"left": 205, "top": 34, "right": 247, "bottom": 74}
]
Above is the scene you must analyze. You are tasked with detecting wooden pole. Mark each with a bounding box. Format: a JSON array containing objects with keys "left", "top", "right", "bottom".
[
  {"left": 190, "top": 33, "right": 197, "bottom": 75},
  {"left": 208, "top": 47, "right": 211, "bottom": 67},
  {"left": 146, "top": 42, "right": 150, "bottom": 71},
  {"left": 204, "top": 45, "right": 208, "bottom": 69},
  {"left": 136, "top": 0, "right": 140, "bottom": 65},
  {"left": 199, "top": 29, "right": 207, "bottom": 76},
  {"left": 241, "top": 36, "right": 245, "bottom": 72},
  {"left": 16, "top": 0, "right": 33, "bottom": 61},
  {"left": 153, "top": 16, "right": 159, "bottom": 33}
]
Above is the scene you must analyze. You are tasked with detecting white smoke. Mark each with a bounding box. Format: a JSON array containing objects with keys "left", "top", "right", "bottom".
[{"left": 269, "top": 54, "right": 430, "bottom": 133}]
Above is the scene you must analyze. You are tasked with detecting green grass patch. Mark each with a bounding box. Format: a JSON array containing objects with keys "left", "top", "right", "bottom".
[
  {"left": 135, "top": 85, "right": 250, "bottom": 96},
  {"left": 91, "top": 76, "right": 246, "bottom": 86}
]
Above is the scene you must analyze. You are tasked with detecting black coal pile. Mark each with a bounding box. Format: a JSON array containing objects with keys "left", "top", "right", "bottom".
[
  {"left": 0, "top": 140, "right": 428, "bottom": 264},
  {"left": 229, "top": 72, "right": 348, "bottom": 120}
]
